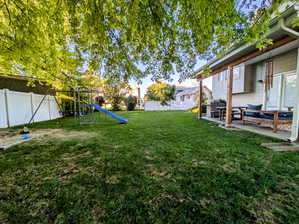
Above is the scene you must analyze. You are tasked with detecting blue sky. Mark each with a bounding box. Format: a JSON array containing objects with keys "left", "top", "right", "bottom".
[{"left": 131, "top": 59, "right": 212, "bottom": 97}]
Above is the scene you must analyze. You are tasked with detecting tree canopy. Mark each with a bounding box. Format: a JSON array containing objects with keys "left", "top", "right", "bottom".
[
  {"left": 145, "top": 82, "right": 176, "bottom": 105},
  {"left": 0, "top": 0, "right": 294, "bottom": 88}
]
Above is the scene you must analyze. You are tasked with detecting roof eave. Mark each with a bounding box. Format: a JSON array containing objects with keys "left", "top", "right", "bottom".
[{"left": 194, "top": 3, "right": 298, "bottom": 79}]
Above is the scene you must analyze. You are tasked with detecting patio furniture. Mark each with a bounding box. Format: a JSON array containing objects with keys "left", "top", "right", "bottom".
[
  {"left": 217, "top": 106, "right": 245, "bottom": 121},
  {"left": 209, "top": 101, "right": 226, "bottom": 118},
  {"left": 242, "top": 105, "right": 293, "bottom": 132}
]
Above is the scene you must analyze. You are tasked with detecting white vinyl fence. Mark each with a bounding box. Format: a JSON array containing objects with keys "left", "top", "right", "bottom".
[
  {"left": 144, "top": 100, "right": 197, "bottom": 111},
  {"left": 0, "top": 89, "right": 61, "bottom": 128}
]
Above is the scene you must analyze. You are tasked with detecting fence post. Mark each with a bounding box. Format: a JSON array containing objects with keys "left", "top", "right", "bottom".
[
  {"left": 48, "top": 95, "right": 51, "bottom": 120},
  {"left": 30, "top": 92, "right": 34, "bottom": 123},
  {"left": 4, "top": 89, "right": 10, "bottom": 127},
  {"left": 198, "top": 80, "right": 203, "bottom": 119}
]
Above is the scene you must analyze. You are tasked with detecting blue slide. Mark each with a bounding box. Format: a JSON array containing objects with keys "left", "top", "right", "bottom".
[{"left": 90, "top": 104, "right": 128, "bottom": 123}]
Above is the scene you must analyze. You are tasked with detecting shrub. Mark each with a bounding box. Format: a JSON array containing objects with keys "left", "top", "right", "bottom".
[
  {"left": 95, "top": 96, "right": 105, "bottom": 106},
  {"left": 125, "top": 95, "right": 137, "bottom": 111},
  {"left": 111, "top": 96, "right": 123, "bottom": 111}
]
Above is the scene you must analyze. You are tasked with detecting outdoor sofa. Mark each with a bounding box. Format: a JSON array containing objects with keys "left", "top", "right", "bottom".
[{"left": 242, "top": 104, "right": 293, "bottom": 133}]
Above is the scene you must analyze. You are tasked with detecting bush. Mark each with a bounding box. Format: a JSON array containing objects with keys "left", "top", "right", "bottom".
[
  {"left": 125, "top": 95, "right": 137, "bottom": 111},
  {"left": 95, "top": 96, "right": 105, "bottom": 106},
  {"left": 190, "top": 105, "right": 207, "bottom": 114},
  {"left": 61, "top": 98, "right": 74, "bottom": 116},
  {"left": 111, "top": 96, "right": 122, "bottom": 111}
]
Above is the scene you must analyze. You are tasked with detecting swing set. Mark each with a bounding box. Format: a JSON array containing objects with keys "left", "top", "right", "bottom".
[{"left": 26, "top": 87, "right": 127, "bottom": 127}]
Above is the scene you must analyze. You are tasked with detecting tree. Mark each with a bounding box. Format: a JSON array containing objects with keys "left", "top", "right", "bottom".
[
  {"left": 0, "top": 1, "right": 294, "bottom": 87},
  {"left": 124, "top": 95, "right": 138, "bottom": 111},
  {"left": 103, "top": 81, "right": 130, "bottom": 111},
  {"left": 145, "top": 82, "right": 176, "bottom": 105}
]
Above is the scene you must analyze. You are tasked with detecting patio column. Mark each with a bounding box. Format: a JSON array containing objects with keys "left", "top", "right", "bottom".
[
  {"left": 226, "top": 66, "right": 233, "bottom": 127},
  {"left": 290, "top": 46, "right": 299, "bottom": 142},
  {"left": 198, "top": 80, "right": 203, "bottom": 119}
]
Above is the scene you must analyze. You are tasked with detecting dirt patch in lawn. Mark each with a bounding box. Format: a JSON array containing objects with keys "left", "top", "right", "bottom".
[
  {"left": 0, "top": 129, "right": 98, "bottom": 150},
  {"left": 48, "top": 129, "right": 98, "bottom": 140}
]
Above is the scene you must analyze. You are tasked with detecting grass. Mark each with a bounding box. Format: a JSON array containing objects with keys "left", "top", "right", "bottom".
[{"left": 0, "top": 111, "right": 299, "bottom": 224}]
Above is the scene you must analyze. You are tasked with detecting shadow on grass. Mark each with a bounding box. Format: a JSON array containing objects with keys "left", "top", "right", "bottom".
[{"left": 1, "top": 111, "right": 299, "bottom": 224}]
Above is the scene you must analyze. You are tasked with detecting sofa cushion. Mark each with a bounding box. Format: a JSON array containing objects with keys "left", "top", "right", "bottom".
[
  {"left": 278, "top": 112, "right": 293, "bottom": 120},
  {"left": 260, "top": 111, "right": 293, "bottom": 120},
  {"left": 245, "top": 104, "right": 263, "bottom": 117}
]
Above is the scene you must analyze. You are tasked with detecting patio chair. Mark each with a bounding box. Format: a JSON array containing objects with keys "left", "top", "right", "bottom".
[
  {"left": 219, "top": 108, "right": 242, "bottom": 121},
  {"left": 209, "top": 100, "right": 226, "bottom": 118}
]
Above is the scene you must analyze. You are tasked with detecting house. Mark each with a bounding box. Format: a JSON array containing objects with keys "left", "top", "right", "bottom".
[
  {"left": 144, "top": 85, "right": 212, "bottom": 111},
  {"left": 0, "top": 74, "right": 61, "bottom": 128},
  {"left": 176, "top": 86, "right": 212, "bottom": 104},
  {"left": 195, "top": 2, "right": 299, "bottom": 141},
  {"left": 175, "top": 86, "right": 189, "bottom": 95}
]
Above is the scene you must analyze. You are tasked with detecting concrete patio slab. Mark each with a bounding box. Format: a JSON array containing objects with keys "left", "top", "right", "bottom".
[
  {"left": 202, "top": 117, "right": 291, "bottom": 141},
  {"left": 261, "top": 142, "right": 299, "bottom": 152}
]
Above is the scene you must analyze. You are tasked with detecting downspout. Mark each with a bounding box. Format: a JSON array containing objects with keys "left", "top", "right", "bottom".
[
  {"left": 279, "top": 19, "right": 299, "bottom": 38},
  {"left": 279, "top": 16, "right": 299, "bottom": 142},
  {"left": 279, "top": 3, "right": 299, "bottom": 38}
]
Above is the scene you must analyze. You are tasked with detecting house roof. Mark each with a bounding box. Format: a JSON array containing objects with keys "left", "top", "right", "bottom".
[
  {"left": 0, "top": 73, "right": 56, "bottom": 95},
  {"left": 176, "top": 86, "right": 212, "bottom": 98},
  {"left": 176, "top": 87, "right": 198, "bottom": 96},
  {"left": 194, "top": 2, "right": 299, "bottom": 79}
]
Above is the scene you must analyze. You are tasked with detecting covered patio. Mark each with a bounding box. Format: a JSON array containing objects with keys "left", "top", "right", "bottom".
[
  {"left": 195, "top": 4, "right": 299, "bottom": 142},
  {"left": 202, "top": 116, "right": 291, "bottom": 140}
]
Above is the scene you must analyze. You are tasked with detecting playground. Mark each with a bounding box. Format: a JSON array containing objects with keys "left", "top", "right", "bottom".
[
  {"left": 0, "top": 87, "right": 129, "bottom": 150},
  {"left": 1, "top": 111, "right": 299, "bottom": 223}
]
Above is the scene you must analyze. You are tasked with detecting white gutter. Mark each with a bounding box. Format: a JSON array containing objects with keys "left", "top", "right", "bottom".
[{"left": 280, "top": 19, "right": 299, "bottom": 38}]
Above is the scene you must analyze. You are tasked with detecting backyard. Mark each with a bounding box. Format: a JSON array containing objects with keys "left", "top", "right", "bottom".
[{"left": 1, "top": 111, "right": 299, "bottom": 224}]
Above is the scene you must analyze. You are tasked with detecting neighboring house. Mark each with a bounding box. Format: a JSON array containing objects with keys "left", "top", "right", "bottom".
[
  {"left": 144, "top": 85, "right": 212, "bottom": 111},
  {"left": 0, "top": 74, "right": 61, "bottom": 128},
  {"left": 195, "top": 2, "right": 299, "bottom": 141},
  {"left": 175, "top": 86, "right": 189, "bottom": 95},
  {"left": 176, "top": 86, "right": 212, "bottom": 104}
]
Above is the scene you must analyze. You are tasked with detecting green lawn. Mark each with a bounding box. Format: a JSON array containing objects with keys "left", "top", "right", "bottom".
[{"left": 1, "top": 111, "right": 299, "bottom": 224}]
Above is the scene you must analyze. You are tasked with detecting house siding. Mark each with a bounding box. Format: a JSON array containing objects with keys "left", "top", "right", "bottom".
[
  {"left": 0, "top": 76, "right": 56, "bottom": 96},
  {"left": 273, "top": 48, "right": 297, "bottom": 74},
  {"left": 232, "top": 63, "right": 265, "bottom": 107},
  {"left": 212, "top": 48, "right": 298, "bottom": 108},
  {"left": 212, "top": 73, "right": 227, "bottom": 101}
]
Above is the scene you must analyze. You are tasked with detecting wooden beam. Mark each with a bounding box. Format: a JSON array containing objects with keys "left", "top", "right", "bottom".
[
  {"left": 198, "top": 80, "right": 203, "bottom": 119},
  {"left": 225, "top": 67, "right": 233, "bottom": 127},
  {"left": 197, "top": 36, "right": 296, "bottom": 80}
]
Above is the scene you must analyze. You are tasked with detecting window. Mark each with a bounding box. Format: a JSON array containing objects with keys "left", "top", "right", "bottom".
[
  {"left": 266, "top": 72, "right": 296, "bottom": 110},
  {"left": 223, "top": 70, "right": 227, "bottom": 81},
  {"left": 233, "top": 67, "right": 240, "bottom": 80},
  {"left": 283, "top": 74, "right": 296, "bottom": 108},
  {"left": 186, "top": 95, "right": 190, "bottom": 100},
  {"left": 266, "top": 76, "right": 280, "bottom": 108},
  {"left": 180, "top": 95, "right": 184, "bottom": 102}
]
